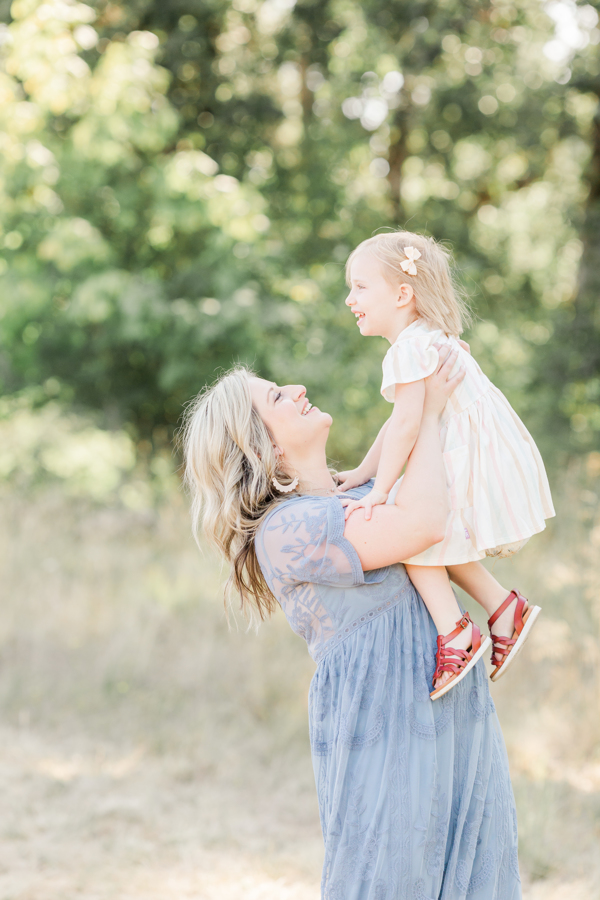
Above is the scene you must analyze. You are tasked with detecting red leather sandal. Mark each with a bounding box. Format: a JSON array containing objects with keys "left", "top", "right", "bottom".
[
  {"left": 430, "top": 613, "right": 492, "bottom": 701},
  {"left": 488, "top": 590, "right": 541, "bottom": 682}
]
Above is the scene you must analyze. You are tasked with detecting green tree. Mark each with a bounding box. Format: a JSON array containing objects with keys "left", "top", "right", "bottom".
[{"left": 0, "top": 0, "right": 598, "bottom": 466}]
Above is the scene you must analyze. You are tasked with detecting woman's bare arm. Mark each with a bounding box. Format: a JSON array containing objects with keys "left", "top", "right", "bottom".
[{"left": 343, "top": 349, "right": 463, "bottom": 570}]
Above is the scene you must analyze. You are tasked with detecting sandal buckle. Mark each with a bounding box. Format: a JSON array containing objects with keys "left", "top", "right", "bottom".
[{"left": 458, "top": 614, "right": 470, "bottom": 630}]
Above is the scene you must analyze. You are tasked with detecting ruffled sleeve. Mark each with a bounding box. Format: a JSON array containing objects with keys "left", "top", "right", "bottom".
[
  {"left": 256, "top": 496, "right": 364, "bottom": 594},
  {"left": 381, "top": 334, "right": 439, "bottom": 402}
]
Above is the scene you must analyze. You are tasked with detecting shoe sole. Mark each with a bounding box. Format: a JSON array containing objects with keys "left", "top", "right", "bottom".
[
  {"left": 430, "top": 635, "right": 492, "bottom": 701},
  {"left": 490, "top": 605, "right": 542, "bottom": 682}
]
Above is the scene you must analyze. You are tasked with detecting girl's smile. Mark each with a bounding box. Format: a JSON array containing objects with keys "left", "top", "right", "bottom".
[{"left": 345, "top": 250, "right": 416, "bottom": 344}]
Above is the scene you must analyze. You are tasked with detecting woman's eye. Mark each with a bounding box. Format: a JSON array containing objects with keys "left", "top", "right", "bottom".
[{"left": 275, "top": 391, "right": 282, "bottom": 402}]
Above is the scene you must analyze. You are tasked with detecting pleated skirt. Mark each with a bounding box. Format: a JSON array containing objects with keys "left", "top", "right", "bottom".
[{"left": 402, "top": 384, "right": 554, "bottom": 566}]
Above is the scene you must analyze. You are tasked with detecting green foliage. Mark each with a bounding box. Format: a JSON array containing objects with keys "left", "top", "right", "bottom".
[{"left": 0, "top": 0, "right": 599, "bottom": 463}]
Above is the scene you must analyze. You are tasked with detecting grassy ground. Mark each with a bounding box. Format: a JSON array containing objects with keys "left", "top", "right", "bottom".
[{"left": 0, "top": 466, "right": 599, "bottom": 899}]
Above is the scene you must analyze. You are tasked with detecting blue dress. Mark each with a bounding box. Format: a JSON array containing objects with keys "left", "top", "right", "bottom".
[{"left": 255, "top": 483, "right": 521, "bottom": 900}]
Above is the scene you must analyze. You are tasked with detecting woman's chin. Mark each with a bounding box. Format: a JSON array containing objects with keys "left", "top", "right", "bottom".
[{"left": 312, "top": 408, "right": 333, "bottom": 428}]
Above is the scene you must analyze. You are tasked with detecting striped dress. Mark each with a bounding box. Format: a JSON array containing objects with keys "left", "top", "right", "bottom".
[{"left": 381, "top": 319, "right": 555, "bottom": 566}]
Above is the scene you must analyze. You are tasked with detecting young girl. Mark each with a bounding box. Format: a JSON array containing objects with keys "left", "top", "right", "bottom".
[{"left": 339, "top": 231, "right": 555, "bottom": 700}]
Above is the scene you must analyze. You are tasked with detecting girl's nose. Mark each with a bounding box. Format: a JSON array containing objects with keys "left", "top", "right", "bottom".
[
  {"left": 294, "top": 385, "right": 307, "bottom": 400},
  {"left": 345, "top": 292, "right": 354, "bottom": 307}
]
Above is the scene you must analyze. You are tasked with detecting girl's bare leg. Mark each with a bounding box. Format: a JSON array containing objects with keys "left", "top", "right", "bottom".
[
  {"left": 446, "top": 560, "right": 520, "bottom": 665},
  {"left": 405, "top": 564, "right": 473, "bottom": 688}
]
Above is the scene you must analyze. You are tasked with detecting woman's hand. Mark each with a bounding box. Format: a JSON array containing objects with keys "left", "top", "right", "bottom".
[{"left": 423, "top": 347, "right": 465, "bottom": 417}]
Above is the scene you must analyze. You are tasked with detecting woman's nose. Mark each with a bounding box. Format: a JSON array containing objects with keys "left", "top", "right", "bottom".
[{"left": 294, "top": 385, "right": 307, "bottom": 400}]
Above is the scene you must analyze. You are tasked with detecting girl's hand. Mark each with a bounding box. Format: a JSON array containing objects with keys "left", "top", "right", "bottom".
[
  {"left": 339, "top": 487, "right": 388, "bottom": 521},
  {"left": 423, "top": 347, "right": 465, "bottom": 417},
  {"left": 337, "top": 467, "right": 370, "bottom": 492},
  {"left": 458, "top": 339, "right": 471, "bottom": 354}
]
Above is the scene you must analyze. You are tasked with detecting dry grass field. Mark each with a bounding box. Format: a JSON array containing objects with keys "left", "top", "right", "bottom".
[{"left": 0, "top": 457, "right": 599, "bottom": 899}]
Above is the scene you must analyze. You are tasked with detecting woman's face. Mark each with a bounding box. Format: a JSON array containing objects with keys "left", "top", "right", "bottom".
[{"left": 249, "top": 377, "right": 332, "bottom": 457}]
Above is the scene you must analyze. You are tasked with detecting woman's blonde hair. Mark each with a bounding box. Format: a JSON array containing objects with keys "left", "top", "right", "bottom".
[
  {"left": 180, "top": 365, "right": 294, "bottom": 621},
  {"left": 346, "top": 230, "right": 470, "bottom": 336}
]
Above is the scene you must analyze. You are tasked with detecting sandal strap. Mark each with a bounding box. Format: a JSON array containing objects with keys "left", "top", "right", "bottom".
[
  {"left": 433, "top": 645, "right": 473, "bottom": 681},
  {"left": 487, "top": 590, "right": 517, "bottom": 628},
  {"left": 440, "top": 613, "right": 472, "bottom": 648},
  {"left": 433, "top": 613, "right": 480, "bottom": 685},
  {"left": 487, "top": 589, "right": 528, "bottom": 631},
  {"left": 437, "top": 644, "right": 471, "bottom": 663},
  {"left": 490, "top": 635, "right": 516, "bottom": 661},
  {"left": 492, "top": 634, "right": 517, "bottom": 648},
  {"left": 512, "top": 594, "right": 527, "bottom": 637}
]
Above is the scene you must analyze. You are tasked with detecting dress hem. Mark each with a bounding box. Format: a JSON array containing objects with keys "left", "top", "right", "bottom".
[{"left": 402, "top": 517, "right": 553, "bottom": 566}]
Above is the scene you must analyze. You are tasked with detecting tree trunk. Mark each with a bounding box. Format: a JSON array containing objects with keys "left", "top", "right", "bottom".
[{"left": 387, "top": 110, "right": 408, "bottom": 223}]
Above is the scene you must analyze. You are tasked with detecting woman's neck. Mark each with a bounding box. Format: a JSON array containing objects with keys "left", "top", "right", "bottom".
[{"left": 287, "top": 451, "right": 338, "bottom": 494}]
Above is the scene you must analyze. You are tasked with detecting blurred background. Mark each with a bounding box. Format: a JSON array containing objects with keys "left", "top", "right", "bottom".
[{"left": 0, "top": 0, "right": 599, "bottom": 897}]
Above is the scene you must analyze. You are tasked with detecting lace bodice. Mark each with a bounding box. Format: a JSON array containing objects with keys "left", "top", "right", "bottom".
[{"left": 255, "top": 482, "right": 410, "bottom": 663}]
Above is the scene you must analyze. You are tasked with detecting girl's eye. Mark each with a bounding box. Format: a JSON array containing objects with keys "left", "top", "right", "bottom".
[{"left": 275, "top": 391, "right": 282, "bottom": 402}]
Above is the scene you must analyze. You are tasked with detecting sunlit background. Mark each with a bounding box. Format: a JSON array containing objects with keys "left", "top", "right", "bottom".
[{"left": 0, "top": 0, "right": 599, "bottom": 897}]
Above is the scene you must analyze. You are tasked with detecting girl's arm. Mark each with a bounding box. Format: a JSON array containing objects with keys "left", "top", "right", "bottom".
[
  {"left": 358, "top": 418, "right": 390, "bottom": 477},
  {"left": 343, "top": 350, "right": 462, "bottom": 569},
  {"left": 372, "top": 381, "right": 424, "bottom": 497},
  {"left": 341, "top": 380, "right": 424, "bottom": 520},
  {"left": 337, "top": 419, "right": 390, "bottom": 490}
]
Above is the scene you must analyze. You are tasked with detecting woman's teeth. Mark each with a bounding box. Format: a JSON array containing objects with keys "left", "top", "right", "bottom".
[{"left": 301, "top": 402, "right": 312, "bottom": 416}]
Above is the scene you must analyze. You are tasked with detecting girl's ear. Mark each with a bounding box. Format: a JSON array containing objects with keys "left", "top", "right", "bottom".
[{"left": 397, "top": 282, "right": 415, "bottom": 307}]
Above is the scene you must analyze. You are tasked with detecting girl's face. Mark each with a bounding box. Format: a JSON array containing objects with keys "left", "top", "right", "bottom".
[
  {"left": 249, "top": 377, "right": 332, "bottom": 458},
  {"left": 345, "top": 251, "right": 412, "bottom": 342}
]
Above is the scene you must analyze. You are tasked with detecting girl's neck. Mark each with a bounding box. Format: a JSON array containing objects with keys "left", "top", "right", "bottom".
[{"left": 386, "top": 310, "right": 420, "bottom": 344}]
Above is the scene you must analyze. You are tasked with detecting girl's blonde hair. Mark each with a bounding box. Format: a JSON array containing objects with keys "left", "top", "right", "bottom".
[
  {"left": 180, "top": 365, "right": 294, "bottom": 621},
  {"left": 346, "top": 230, "right": 470, "bottom": 336}
]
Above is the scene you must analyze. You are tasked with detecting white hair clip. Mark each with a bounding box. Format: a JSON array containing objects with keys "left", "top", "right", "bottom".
[{"left": 400, "top": 246, "right": 421, "bottom": 276}]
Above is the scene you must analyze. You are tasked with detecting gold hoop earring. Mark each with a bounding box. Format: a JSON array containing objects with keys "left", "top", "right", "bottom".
[{"left": 272, "top": 474, "right": 299, "bottom": 493}]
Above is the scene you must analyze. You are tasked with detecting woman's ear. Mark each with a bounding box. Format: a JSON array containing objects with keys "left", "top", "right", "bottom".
[
  {"left": 397, "top": 282, "right": 415, "bottom": 308},
  {"left": 272, "top": 444, "right": 284, "bottom": 459}
]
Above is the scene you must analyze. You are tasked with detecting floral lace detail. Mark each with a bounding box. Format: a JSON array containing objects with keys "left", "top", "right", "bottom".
[
  {"left": 455, "top": 848, "right": 495, "bottom": 894},
  {"left": 469, "top": 685, "right": 496, "bottom": 720},
  {"left": 256, "top": 487, "right": 408, "bottom": 664},
  {"left": 340, "top": 705, "right": 385, "bottom": 750},
  {"left": 372, "top": 880, "right": 390, "bottom": 900},
  {"left": 413, "top": 878, "right": 436, "bottom": 900},
  {"left": 424, "top": 781, "right": 450, "bottom": 877},
  {"left": 408, "top": 694, "right": 453, "bottom": 740}
]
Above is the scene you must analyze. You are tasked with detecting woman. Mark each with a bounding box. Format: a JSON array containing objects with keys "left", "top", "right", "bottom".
[{"left": 182, "top": 350, "right": 521, "bottom": 900}]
